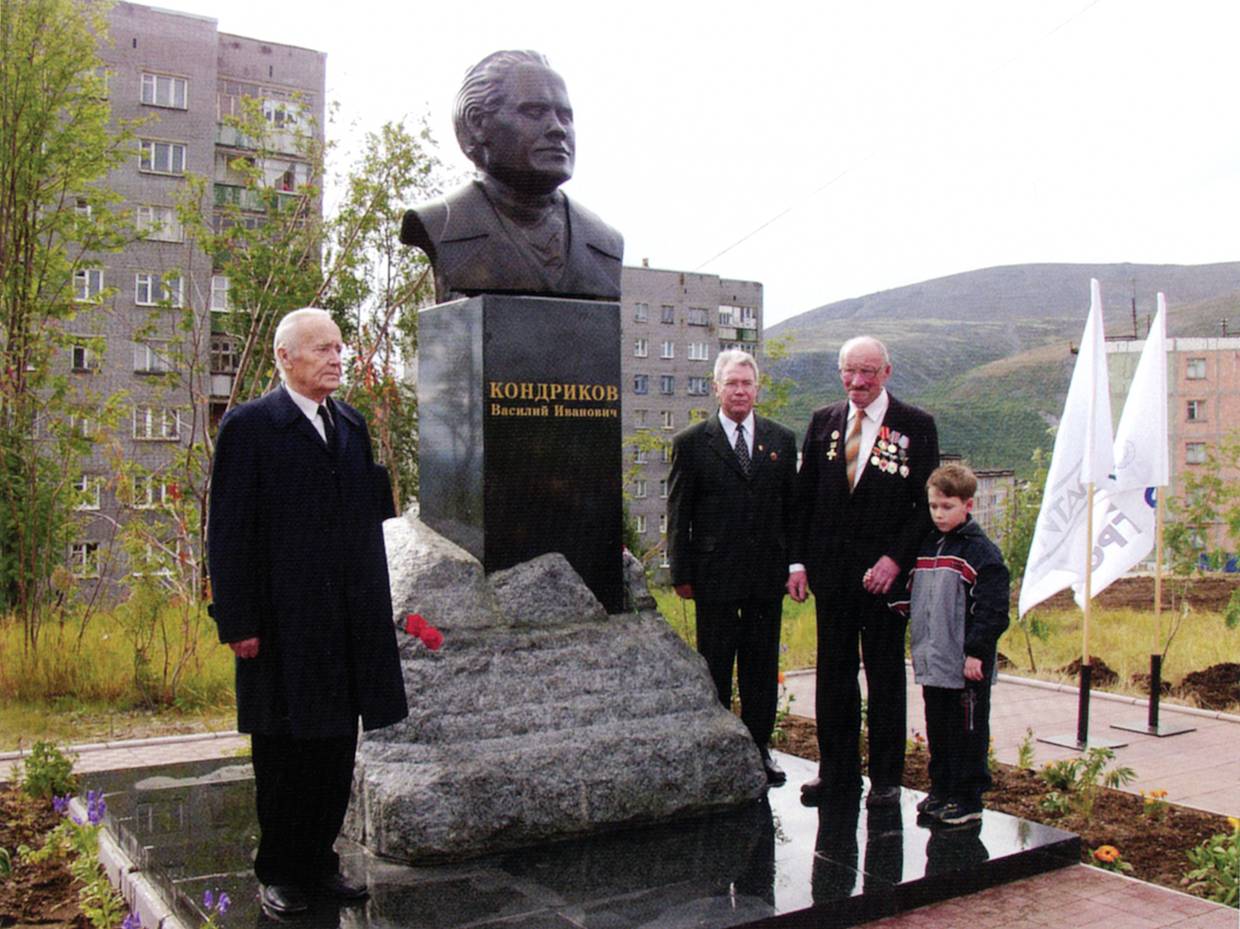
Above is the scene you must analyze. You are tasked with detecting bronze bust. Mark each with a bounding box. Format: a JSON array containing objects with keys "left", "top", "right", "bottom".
[{"left": 400, "top": 50, "right": 623, "bottom": 303}]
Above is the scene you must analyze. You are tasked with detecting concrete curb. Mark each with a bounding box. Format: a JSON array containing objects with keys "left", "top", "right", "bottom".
[{"left": 0, "top": 729, "right": 242, "bottom": 763}]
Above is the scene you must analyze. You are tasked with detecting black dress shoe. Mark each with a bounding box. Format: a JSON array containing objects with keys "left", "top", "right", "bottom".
[
  {"left": 317, "top": 872, "right": 368, "bottom": 900},
  {"left": 761, "top": 751, "right": 787, "bottom": 787},
  {"left": 800, "top": 776, "right": 825, "bottom": 804},
  {"left": 865, "top": 785, "right": 902, "bottom": 808},
  {"left": 260, "top": 884, "right": 308, "bottom": 915}
]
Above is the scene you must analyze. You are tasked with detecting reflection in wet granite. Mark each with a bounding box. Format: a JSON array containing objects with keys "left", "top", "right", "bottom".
[{"left": 86, "top": 752, "right": 1077, "bottom": 929}]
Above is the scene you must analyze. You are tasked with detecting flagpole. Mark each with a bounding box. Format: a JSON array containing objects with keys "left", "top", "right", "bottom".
[
  {"left": 1149, "top": 491, "right": 1165, "bottom": 731},
  {"left": 1076, "top": 482, "right": 1095, "bottom": 747}
]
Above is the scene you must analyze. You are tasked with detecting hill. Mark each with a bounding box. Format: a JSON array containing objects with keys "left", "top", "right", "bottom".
[{"left": 766, "top": 262, "right": 1240, "bottom": 473}]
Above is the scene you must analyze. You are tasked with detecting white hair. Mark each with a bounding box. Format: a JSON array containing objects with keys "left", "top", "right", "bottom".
[
  {"left": 273, "top": 307, "right": 333, "bottom": 381},
  {"left": 713, "top": 348, "right": 759, "bottom": 385},
  {"left": 837, "top": 336, "right": 890, "bottom": 368}
]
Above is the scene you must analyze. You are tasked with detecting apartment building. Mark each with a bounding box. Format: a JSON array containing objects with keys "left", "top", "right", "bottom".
[
  {"left": 1107, "top": 336, "right": 1240, "bottom": 556},
  {"left": 619, "top": 264, "right": 763, "bottom": 574},
  {"left": 68, "top": 2, "right": 324, "bottom": 583}
]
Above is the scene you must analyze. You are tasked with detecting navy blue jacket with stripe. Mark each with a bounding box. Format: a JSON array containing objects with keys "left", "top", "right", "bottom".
[{"left": 890, "top": 516, "right": 1011, "bottom": 689}]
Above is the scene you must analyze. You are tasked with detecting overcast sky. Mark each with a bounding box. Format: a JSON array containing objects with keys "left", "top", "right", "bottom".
[{"left": 134, "top": 0, "right": 1239, "bottom": 326}]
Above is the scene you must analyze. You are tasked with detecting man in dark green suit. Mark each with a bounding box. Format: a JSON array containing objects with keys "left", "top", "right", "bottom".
[{"left": 668, "top": 350, "right": 798, "bottom": 786}]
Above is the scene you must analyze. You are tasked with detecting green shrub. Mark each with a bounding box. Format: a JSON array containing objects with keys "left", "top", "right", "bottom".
[
  {"left": 18, "top": 740, "right": 77, "bottom": 799},
  {"left": 1184, "top": 819, "right": 1240, "bottom": 908}
]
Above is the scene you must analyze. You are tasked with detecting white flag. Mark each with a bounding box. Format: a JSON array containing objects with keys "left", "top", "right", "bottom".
[
  {"left": 1072, "top": 295, "right": 1169, "bottom": 606},
  {"left": 1018, "top": 279, "right": 1115, "bottom": 617}
]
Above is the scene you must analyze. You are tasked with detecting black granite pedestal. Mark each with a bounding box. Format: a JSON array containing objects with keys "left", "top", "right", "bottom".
[
  {"left": 87, "top": 753, "right": 1078, "bottom": 929},
  {"left": 418, "top": 295, "right": 623, "bottom": 613}
]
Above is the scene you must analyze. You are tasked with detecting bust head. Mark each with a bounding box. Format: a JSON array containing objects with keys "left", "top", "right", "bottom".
[{"left": 454, "top": 50, "right": 575, "bottom": 196}]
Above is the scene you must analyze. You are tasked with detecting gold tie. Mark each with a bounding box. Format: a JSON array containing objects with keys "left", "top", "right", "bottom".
[{"left": 844, "top": 412, "right": 863, "bottom": 492}]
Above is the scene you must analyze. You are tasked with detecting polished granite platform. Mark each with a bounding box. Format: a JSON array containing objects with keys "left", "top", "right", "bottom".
[{"left": 88, "top": 751, "right": 1078, "bottom": 929}]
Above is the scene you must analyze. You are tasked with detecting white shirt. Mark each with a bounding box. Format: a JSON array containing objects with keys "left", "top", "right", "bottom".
[
  {"left": 847, "top": 388, "right": 889, "bottom": 490},
  {"left": 717, "top": 409, "right": 755, "bottom": 457},
  {"left": 284, "top": 383, "right": 331, "bottom": 443}
]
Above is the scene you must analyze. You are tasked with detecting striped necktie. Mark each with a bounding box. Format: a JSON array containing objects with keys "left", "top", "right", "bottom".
[
  {"left": 734, "top": 423, "right": 751, "bottom": 476},
  {"left": 844, "top": 412, "right": 863, "bottom": 491}
]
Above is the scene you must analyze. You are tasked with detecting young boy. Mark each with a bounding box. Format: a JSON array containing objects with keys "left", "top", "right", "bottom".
[{"left": 891, "top": 463, "right": 1010, "bottom": 825}]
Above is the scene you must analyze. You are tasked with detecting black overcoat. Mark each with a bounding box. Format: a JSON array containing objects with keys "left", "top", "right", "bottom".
[
  {"left": 791, "top": 394, "right": 939, "bottom": 597},
  {"left": 207, "top": 387, "right": 408, "bottom": 739},
  {"left": 667, "top": 413, "right": 798, "bottom": 602}
]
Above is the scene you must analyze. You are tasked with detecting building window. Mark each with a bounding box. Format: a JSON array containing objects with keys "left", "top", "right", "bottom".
[
  {"left": 661, "top": 304, "right": 675, "bottom": 324},
  {"left": 633, "top": 408, "right": 648, "bottom": 427},
  {"left": 660, "top": 340, "right": 675, "bottom": 359},
  {"left": 659, "top": 548, "right": 670, "bottom": 568},
  {"left": 139, "top": 140, "right": 187, "bottom": 175},
  {"left": 659, "top": 479, "right": 668, "bottom": 498},
  {"left": 661, "top": 443, "right": 672, "bottom": 463},
  {"left": 263, "top": 98, "right": 306, "bottom": 129},
  {"left": 689, "top": 408, "right": 709, "bottom": 422},
  {"left": 634, "top": 445, "right": 649, "bottom": 464},
  {"left": 210, "top": 275, "right": 230, "bottom": 312},
  {"left": 661, "top": 410, "right": 674, "bottom": 431},
  {"left": 133, "top": 406, "right": 182, "bottom": 441},
  {"left": 634, "top": 302, "right": 648, "bottom": 322},
  {"left": 659, "top": 514, "right": 668, "bottom": 534},
  {"left": 74, "top": 476, "right": 101, "bottom": 511},
  {"left": 1186, "top": 400, "right": 1205, "bottom": 422},
  {"left": 71, "top": 340, "right": 101, "bottom": 372},
  {"left": 687, "top": 307, "right": 710, "bottom": 326},
  {"left": 210, "top": 335, "right": 239, "bottom": 374},
  {"left": 67, "top": 413, "right": 94, "bottom": 439},
  {"left": 141, "top": 72, "right": 188, "bottom": 109},
  {"left": 135, "top": 273, "right": 183, "bottom": 307},
  {"left": 136, "top": 205, "right": 183, "bottom": 242},
  {"left": 633, "top": 374, "right": 649, "bottom": 395},
  {"left": 73, "top": 269, "right": 103, "bottom": 302},
  {"left": 634, "top": 479, "right": 647, "bottom": 499},
  {"left": 688, "top": 342, "right": 709, "bottom": 361},
  {"left": 634, "top": 338, "right": 648, "bottom": 358},
  {"left": 1185, "top": 442, "right": 1207, "bottom": 465},
  {"left": 74, "top": 197, "right": 92, "bottom": 217},
  {"left": 635, "top": 515, "right": 647, "bottom": 534},
  {"left": 687, "top": 376, "right": 709, "bottom": 396},
  {"left": 660, "top": 375, "right": 675, "bottom": 395},
  {"left": 133, "top": 341, "right": 173, "bottom": 374},
  {"left": 132, "top": 474, "right": 171, "bottom": 509},
  {"left": 69, "top": 542, "right": 100, "bottom": 579},
  {"left": 1185, "top": 358, "right": 1206, "bottom": 380}
]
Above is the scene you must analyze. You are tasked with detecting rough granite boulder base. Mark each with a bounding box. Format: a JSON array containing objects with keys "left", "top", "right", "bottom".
[{"left": 347, "top": 521, "right": 767, "bottom": 862}]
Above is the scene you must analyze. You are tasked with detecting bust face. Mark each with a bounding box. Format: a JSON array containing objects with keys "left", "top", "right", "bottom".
[{"left": 477, "top": 64, "right": 575, "bottom": 194}]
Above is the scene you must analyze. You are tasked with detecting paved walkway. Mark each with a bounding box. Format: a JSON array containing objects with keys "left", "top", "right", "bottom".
[
  {"left": 3, "top": 669, "right": 1236, "bottom": 929},
  {"left": 784, "top": 665, "right": 1240, "bottom": 817}
]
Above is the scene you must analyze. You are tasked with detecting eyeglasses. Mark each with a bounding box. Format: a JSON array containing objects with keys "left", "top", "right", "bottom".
[{"left": 839, "top": 366, "right": 883, "bottom": 379}]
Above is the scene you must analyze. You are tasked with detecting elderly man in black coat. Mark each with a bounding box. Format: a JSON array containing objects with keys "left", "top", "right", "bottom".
[
  {"left": 788, "top": 336, "right": 939, "bottom": 809},
  {"left": 667, "top": 349, "right": 798, "bottom": 786},
  {"left": 207, "top": 308, "right": 407, "bottom": 916}
]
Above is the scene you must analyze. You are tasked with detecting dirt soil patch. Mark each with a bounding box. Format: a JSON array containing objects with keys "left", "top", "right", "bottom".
[
  {"left": 1029, "top": 574, "right": 1238, "bottom": 612},
  {"left": 1176, "top": 663, "right": 1240, "bottom": 711},
  {"left": 775, "top": 714, "right": 1234, "bottom": 898},
  {"left": 0, "top": 787, "right": 85, "bottom": 929}
]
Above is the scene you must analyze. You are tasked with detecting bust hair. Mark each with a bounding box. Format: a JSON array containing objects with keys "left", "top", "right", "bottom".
[
  {"left": 713, "top": 348, "right": 759, "bottom": 386},
  {"left": 273, "top": 307, "right": 333, "bottom": 381},
  {"left": 837, "top": 336, "right": 890, "bottom": 368},
  {"left": 454, "top": 50, "right": 553, "bottom": 167}
]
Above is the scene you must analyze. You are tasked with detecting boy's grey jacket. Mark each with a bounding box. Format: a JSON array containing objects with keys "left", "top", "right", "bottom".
[{"left": 890, "top": 517, "right": 1010, "bottom": 689}]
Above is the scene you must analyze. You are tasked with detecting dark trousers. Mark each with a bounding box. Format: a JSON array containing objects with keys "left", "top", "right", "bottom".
[
  {"left": 250, "top": 730, "right": 358, "bottom": 885},
  {"left": 814, "top": 588, "right": 907, "bottom": 788},
  {"left": 695, "top": 596, "right": 783, "bottom": 749},
  {"left": 923, "top": 680, "right": 993, "bottom": 803}
]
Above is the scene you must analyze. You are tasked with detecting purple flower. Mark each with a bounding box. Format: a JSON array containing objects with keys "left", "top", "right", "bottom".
[
  {"left": 202, "top": 889, "right": 214, "bottom": 910},
  {"left": 121, "top": 911, "right": 142, "bottom": 929},
  {"left": 52, "top": 795, "right": 69, "bottom": 815},
  {"left": 217, "top": 893, "right": 231, "bottom": 915}
]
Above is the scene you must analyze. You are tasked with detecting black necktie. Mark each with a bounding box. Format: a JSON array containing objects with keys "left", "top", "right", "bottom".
[
  {"left": 317, "top": 402, "right": 335, "bottom": 449},
  {"left": 734, "top": 423, "right": 751, "bottom": 475}
]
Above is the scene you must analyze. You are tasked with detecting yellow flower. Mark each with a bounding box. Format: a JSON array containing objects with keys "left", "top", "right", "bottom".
[
  {"left": 1151, "top": 789, "right": 1167, "bottom": 799},
  {"left": 1093, "top": 845, "right": 1120, "bottom": 864},
  {"left": 1228, "top": 816, "right": 1240, "bottom": 832}
]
